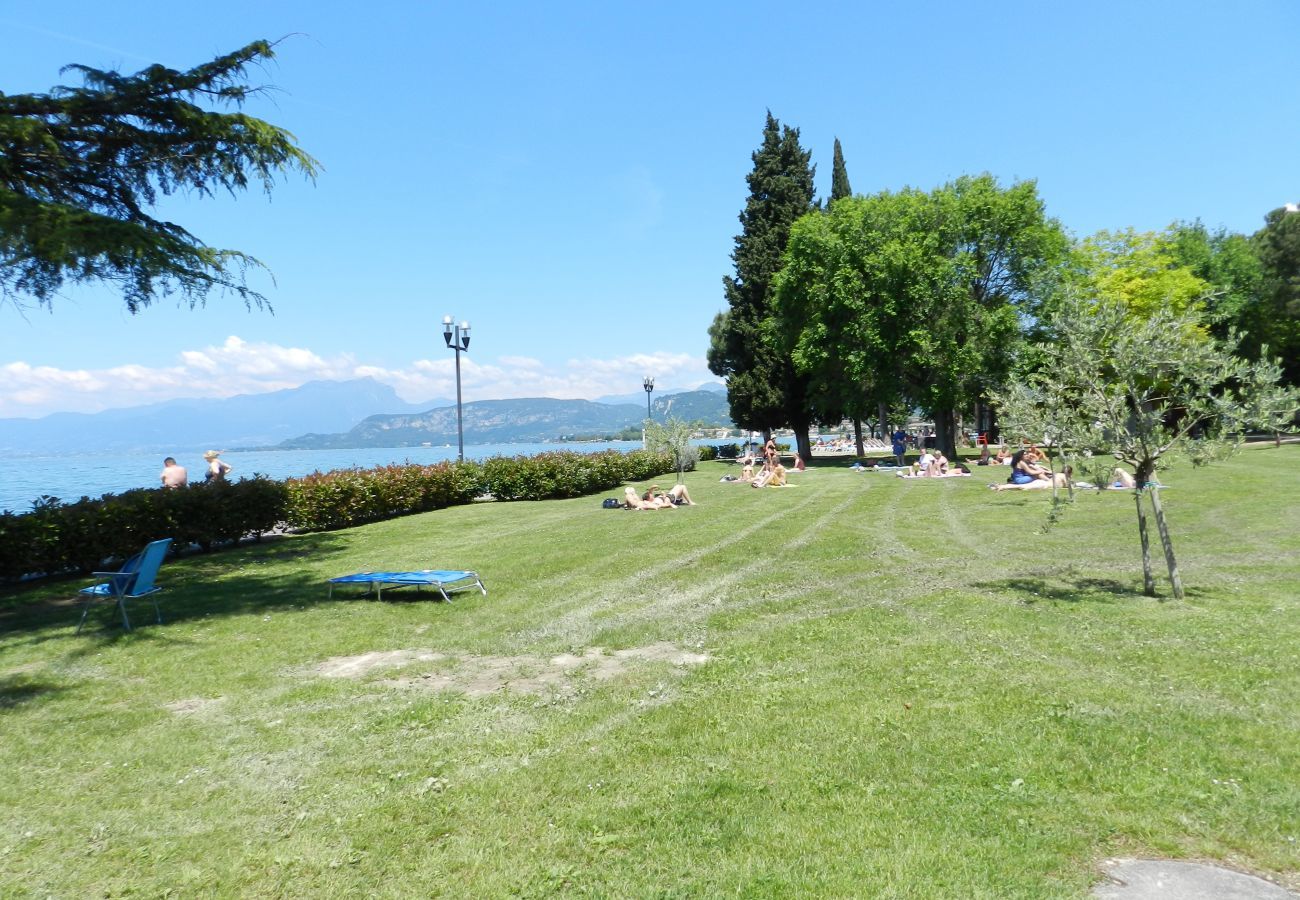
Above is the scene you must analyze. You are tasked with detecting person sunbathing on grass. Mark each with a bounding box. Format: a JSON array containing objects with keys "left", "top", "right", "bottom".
[
  {"left": 624, "top": 486, "right": 674, "bottom": 510},
  {"left": 644, "top": 484, "right": 696, "bottom": 506},
  {"left": 1109, "top": 467, "right": 1137, "bottom": 489}
]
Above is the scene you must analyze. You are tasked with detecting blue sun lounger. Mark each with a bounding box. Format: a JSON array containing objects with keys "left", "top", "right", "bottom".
[{"left": 327, "top": 570, "right": 486, "bottom": 602}]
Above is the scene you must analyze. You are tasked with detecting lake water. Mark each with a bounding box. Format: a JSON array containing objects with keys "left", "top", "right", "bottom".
[{"left": 0, "top": 441, "right": 660, "bottom": 513}]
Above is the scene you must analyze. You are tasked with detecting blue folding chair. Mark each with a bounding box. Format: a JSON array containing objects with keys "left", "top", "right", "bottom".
[{"left": 76, "top": 538, "right": 173, "bottom": 633}]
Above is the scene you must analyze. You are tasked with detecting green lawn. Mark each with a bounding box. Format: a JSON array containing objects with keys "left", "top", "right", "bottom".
[{"left": 2, "top": 446, "right": 1298, "bottom": 897}]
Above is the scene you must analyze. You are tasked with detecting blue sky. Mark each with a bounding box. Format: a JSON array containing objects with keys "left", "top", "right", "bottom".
[{"left": 2, "top": 1, "right": 1296, "bottom": 418}]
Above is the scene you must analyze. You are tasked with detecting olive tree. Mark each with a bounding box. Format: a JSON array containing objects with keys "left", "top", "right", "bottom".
[
  {"left": 994, "top": 294, "right": 1298, "bottom": 599},
  {"left": 645, "top": 417, "right": 698, "bottom": 484}
]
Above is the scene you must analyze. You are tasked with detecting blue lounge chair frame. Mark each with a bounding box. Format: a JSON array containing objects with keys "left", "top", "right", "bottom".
[
  {"left": 77, "top": 538, "right": 173, "bottom": 633},
  {"left": 327, "top": 570, "right": 486, "bottom": 603}
]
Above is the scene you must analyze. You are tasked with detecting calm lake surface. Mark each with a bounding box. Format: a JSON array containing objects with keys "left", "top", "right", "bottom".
[{"left": 0, "top": 442, "right": 655, "bottom": 513}]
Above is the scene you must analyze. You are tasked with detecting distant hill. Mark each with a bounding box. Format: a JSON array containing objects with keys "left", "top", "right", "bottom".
[
  {"left": 0, "top": 378, "right": 446, "bottom": 456},
  {"left": 278, "top": 390, "right": 736, "bottom": 449},
  {"left": 595, "top": 381, "right": 726, "bottom": 406},
  {"left": 651, "top": 390, "right": 731, "bottom": 425}
]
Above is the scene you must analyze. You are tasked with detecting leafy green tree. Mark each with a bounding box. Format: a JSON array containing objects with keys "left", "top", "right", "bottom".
[
  {"left": 772, "top": 190, "right": 925, "bottom": 456},
  {"left": 775, "top": 174, "right": 1066, "bottom": 458},
  {"left": 994, "top": 294, "right": 1298, "bottom": 599},
  {"left": 0, "top": 39, "right": 318, "bottom": 313},
  {"left": 1167, "top": 221, "right": 1263, "bottom": 339},
  {"left": 1248, "top": 205, "right": 1300, "bottom": 386},
  {"left": 707, "top": 112, "right": 818, "bottom": 460},
  {"left": 1068, "top": 228, "right": 1209, "bottom": 321},
  {"left": 829, "top": 137, "right": 851, "bottom": 203}
]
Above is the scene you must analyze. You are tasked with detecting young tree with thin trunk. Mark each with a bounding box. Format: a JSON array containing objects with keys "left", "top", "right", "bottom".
[
  {"left": 0, "top": 39, "right": 318, "bottom": 313},
  {"left": 994, "top": 294, "right": 1298, "bottom": 599},
  {"left": 645, "top": 417, "right": 698, "bottom": 484}
]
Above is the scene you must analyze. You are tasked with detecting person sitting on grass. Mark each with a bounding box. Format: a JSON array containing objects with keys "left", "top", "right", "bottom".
[
  {"left": 624, "top": 486, "right": 674, "bottom": 510},
  {"left": 928, "top": 450, "right": 949, "bottom": 477},
  {"left": 752, "top": 462, "right": 786, "bottom": 488},
  {"left": 991, "top": 465, "right": 1072, "bottom": 491},
  {"left": 1001, "top": 446, "right": 1050, "bottom": 486},
  {"left": 741, "top": 459, "right": 755, "bottom": 482},
  {"left": 644, "top": 484, "right": 696, "bottom": 506}
]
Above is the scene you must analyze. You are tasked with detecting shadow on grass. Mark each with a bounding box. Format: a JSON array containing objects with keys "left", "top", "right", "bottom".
[
  {"left": 0, "top": 675, "right": 65, "bottom": 709},
  {"left": 977, "top": 573, "right": 1212, "bottom": 604},
  {"left": 0, "top": 531, "right": 356, "bottom": 643}
]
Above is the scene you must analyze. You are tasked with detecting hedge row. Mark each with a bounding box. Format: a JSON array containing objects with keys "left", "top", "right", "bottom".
[
  {"left": 0, "top": 477, "right": 286, "bottom": 582},
  {"left": 0, "top": 448, "right": 681, "bottom": 581}
]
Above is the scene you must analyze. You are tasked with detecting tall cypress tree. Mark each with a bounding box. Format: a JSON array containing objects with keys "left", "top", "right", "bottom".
[
  {"left": 707, "top": 112, "right": 817, "bottom": 458},
  {"left": 830, "top": 137, "right": 852, "bottom": 203}
]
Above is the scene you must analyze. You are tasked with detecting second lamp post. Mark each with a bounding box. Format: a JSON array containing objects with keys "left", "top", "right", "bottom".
[{"left": 443, "top": 316, "right": 471, "bottom": 462}]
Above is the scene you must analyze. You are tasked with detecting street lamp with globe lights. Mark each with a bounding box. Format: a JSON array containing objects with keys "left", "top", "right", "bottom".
[
  {"left": 443, "top": 316, "right": 471, "bottom": 462},
  {"left": 642, "top": 376, "right": 655, "bottom": 448}
]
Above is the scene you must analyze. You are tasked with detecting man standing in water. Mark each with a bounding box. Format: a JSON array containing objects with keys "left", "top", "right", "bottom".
[{"left": 160, "top": 457, "right": 188, "bottom": 489}]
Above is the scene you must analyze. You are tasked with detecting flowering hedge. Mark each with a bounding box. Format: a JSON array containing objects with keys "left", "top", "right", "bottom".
[
  {"left": 283, "top": 460, "right": 484, "bottom": 532},
  {"left": 0, "top": 449, "right": 681, "bottom": 581}
]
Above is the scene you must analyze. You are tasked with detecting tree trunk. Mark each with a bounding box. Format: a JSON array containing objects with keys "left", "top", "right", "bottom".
[
  {"left": 1135, "top": 491, "right": 1156, "bottom": 597},
  {"left": 878, "top": 401, "right": 889, "bottom": 442},
  {"left": 1147, "top": 487, "right": 1184, "bottom": 600},
  {"left": 791, "top": 419, "right": 813, "bottom": 463},
  {"left": 853, "top": 419, "right": 864, "bottom": 457},
  {"left": 933, "top": 408, "right": 958, "bottom": 458}
]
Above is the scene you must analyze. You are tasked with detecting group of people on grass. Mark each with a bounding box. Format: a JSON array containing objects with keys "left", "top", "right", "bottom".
[
  {"left": 988, "top": 445, "right": 1071, "bottom": 491},
  {"left": 739, "top": 437, "right": 802, "bottom": 488},
  {"left": 988, "top": 445, "right": 1145, "bottom": 492},
  {"left": 622, "top": 438, "right": 1147, "bottom": 509},
  {"left": 898, "top": 448, "right": 972, "bottom": 478}
]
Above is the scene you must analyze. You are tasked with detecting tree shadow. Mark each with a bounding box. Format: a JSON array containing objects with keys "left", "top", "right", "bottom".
[
  {"left": 0, "top": 530, "right": 356, "bottom": 643},
  {"left": 974, "top": 573, "right": 1212, "bottom": 604},
  {"left": 0, "top": 675, "right": 65, "bottom": 709}
]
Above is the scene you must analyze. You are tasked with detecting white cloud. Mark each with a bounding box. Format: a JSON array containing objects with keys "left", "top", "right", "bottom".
[{"left": 0, "top": 339, "right": 718, "bottom": 418}]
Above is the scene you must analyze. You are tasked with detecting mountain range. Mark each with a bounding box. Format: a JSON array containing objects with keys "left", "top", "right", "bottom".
[
  {"left": 0, "top": 378, "right": 446, "bottom": 456},
  {"left": 0, "top": 379, "right": 734, "bottom": 455},
  {"left": 277, "top": 390, "right": 734, "bottom": 449}
]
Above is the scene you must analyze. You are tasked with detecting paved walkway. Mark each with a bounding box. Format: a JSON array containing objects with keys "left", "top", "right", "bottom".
[{"left": 1094, "top": 859, "right": 1298, "bottom": 899}]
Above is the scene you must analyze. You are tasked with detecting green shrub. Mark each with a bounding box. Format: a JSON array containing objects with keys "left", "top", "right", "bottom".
[
  {"left": 0, "top": 449, "right": 676, "bottom": 580},
  {"left": 283, "top": 461, "right": 483, "bottom": 531}
]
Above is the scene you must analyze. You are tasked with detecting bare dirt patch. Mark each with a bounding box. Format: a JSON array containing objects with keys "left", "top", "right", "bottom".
[
  {"left": 164, "top": 696, "right": 225, "bottom": 715},
  {"left": 313, "top": 642, "right": 709, "bottom": 697},
  {"left": 316, "top": 649, "right": 446, "bottom": 678}
]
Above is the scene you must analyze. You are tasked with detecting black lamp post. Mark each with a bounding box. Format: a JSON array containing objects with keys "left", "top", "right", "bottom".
[
  {"left": 643, "top": 376, "right": 655, "bottom": 420},
  {"left": 442, "top": 315, "right": 471, "bottom": 462}
]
